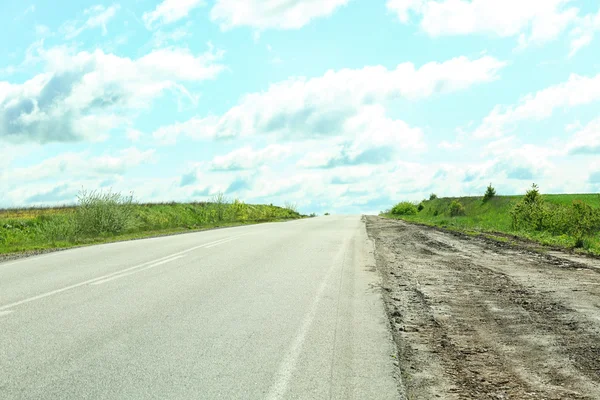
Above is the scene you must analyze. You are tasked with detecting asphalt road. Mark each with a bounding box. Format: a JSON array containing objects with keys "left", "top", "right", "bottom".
[{"left": 0, "top": 215, "right": 400, "bottom": 399}]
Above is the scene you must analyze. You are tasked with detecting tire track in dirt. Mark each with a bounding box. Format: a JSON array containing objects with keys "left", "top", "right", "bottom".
[{"left": 366, "top": 216, "right": 600, "bottom": 399}]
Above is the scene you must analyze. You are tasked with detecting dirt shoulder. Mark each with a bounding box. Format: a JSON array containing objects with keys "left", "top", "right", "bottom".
[{"left": 366, "top": 216, "right": 600, "bottom": 400}]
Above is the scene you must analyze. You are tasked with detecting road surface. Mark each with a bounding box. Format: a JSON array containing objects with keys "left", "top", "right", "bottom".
[{"left": 0, "top": 216, "right": 400, "bottom": 399}]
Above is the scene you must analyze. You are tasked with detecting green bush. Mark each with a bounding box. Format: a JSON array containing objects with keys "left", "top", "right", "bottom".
[
  {"left": 37, "top": 214, "right": 75, "bottom": 242},
  {"left": 74, "top": 189, "right": 135, "bottom": 236},
  {"left": 417, "top": 203, "right": 425, "bottom": 212},
  {"left": 483, "top": 183, "right": 496, "bottom": 203},
  {"left": 511, "top": 185, "right": 600, "bottom": 246},
  {"left": 511, "top": 184, "right": 546, "bottom": 231},
  {"left": 391, "top": 202, "right": 418, "bottom": 216},
  {"left": 429, "top": 193, "right": 438, "bottom": 200},
  {"left": 449, "top": 200, "right": 465, "bottom": 217}
]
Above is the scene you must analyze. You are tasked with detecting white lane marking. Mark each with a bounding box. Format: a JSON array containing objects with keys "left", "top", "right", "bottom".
[
  {"left": 265, "top": 256, "right": 339, "bottom": 400},
  {"left": 90, "top": 255, "right": 186, "bottom": 285},
  {"left": 203, "top": 237, "right": 239, "bottom": 248},
  {"left": 0, "top": 234, "right": 249, "bottom": 313},
  {"left": 0, "top": 310, "right": 14, "bottom": 317}
]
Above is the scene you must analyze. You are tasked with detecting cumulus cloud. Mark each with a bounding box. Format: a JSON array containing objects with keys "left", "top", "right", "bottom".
[
  {"left": 153, "top": 55, "right": 505, "bottom": 144},
  {"left": 569, "top": 7, "right": 600, "bottom": 56},
  {"left": 473, "top": 72, "right": 600, "bottom": 138},
  {"left": 567, "top": 117, "right": 600, "bottom": 155},
  {"left": 62, "top": 4, "right": 120, "bottom": 39},
  {"left": 143, "top": 0, "right": 205, "bottom": 29},
  {"left": 0, "top": 44, "right": 225, "bottom": 144},
  {"left": 296, "top": 105, "right": 425, "bottom": 168},
  {"left": 210, "top": 144, "right": 291, "bottom": 171},
  {"left": 387, "top": 0, "right": 580, "bottom": 47},
  {"left": 5, "top": 148, "right": 156, "bottom": 182},
  {"left": 211, "top": 0, "right": 349, "bottom": 30},
  {"left": 438, "top": 140, "right": 463, "bottom": 149}
]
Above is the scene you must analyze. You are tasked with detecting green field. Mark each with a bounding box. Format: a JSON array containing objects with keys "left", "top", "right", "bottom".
[
  {"left": 383, "top": 193, "right": 600, "bottom": 255},
  {"left": 0, "top": 197, "right": 304, "bottom": 255}
]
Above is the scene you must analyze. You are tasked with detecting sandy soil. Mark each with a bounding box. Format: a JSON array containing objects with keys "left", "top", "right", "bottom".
[{"left": 366, "top": 216, "right": 600, "bottom": 400}]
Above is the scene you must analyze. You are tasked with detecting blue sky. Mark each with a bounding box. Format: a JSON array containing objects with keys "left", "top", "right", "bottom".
[{"left": 1, "top": 0, "right": 599, "bottom": 214}]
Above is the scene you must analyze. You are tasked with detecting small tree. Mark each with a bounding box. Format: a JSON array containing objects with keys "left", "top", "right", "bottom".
[
  {"left": 482, "top": 183, "right": 496, "bottom": 203},
  {"left": 429, "top": 193, "right": 438, "bottom": 200}
]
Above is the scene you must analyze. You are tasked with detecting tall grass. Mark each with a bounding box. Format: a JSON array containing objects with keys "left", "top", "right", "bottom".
[
  {"left": 0, "top": 190, "right": 303, "bottom": 254},
  {"left": 384, "top": 190, "right": 600, "bottom": 255}
]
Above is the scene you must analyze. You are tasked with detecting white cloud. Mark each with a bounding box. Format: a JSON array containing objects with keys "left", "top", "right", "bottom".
[
  {"left": 211, "top": 0, "right": 349, "bottom": 30},
  {"left": 569, "top": 7, "right": 600, "bottom": 56},
  {"left": 150, "top": 24, "right": 192, "bottom": 47},
  {"left": 474, "top": 72, "right": 600, "bottom": 138},
  {"left": 143, "top": 0, "right": 205, "bottom": 29},
  {"left": 62, "top": 4, "right": 120, "bottom": 39},
  {"left": 438, "top": 140, "right": 463, "bottom": 149},
  {"left": 567, "top": 117, "right": 600, "bottom": 155},
  {"left": 210, "top": 144, "right": 291, "bottom": 171},
  {"left": 0, "top": 44, "right": 225, "bottom": 144},
  {"left": 388, "top": 0, "right": 579, "bottom": 47},
  {"left": 3, "top": 148, "right": 155, "bottom": 184},
  {"left": 296, "top": 105, "right": 425, "bottom": 168},
  {"left": 154, "top": 55, "right": 505, "bottom": 143},
  {"left": 127, "top": 128, "right": 144, "bottom": 142}
]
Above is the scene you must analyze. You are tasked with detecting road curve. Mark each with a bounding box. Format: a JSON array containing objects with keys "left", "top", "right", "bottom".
[{"left": 0, "top": 215, "right": 400, "bottom": 399}]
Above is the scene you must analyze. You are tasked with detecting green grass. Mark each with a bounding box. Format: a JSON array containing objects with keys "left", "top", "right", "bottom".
[
  {"left": 384, "top": 194, "right": 600, "bottom": 255},
  {"left": 0, "top": 200, "right": 304, "bottom": 255}
]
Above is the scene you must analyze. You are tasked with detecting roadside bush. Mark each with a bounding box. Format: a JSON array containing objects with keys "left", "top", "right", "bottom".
[
  {"left": 391, "top": 202, "right": 418, "bottom": 216},
  {"left": 37, "top": 214, "right": 75, "bottom": 242},
  {"left": 417, "top": 203, "right": 425, "bottom": 212},
  {"left": 511, "top": 184, "right": 546, "bottom": 231},
  {"left": 449, "top": 200, "right": 465, "bottom": 217},
  {"left": 429, "top": 193, "right": 438, "bottom": 200},
  {"left": 482, "top": 183, "right": 496, "bottom": 203},
  {"left": 284, "top": 201, "right": 298, "bottom": 214},
  {"left": 569, "top": 200, "right": 600, "bottom": 244},
  {"left": 511, "top": 185, "right": 600, "bottom": 246},
  {"left": 74, "top": 189, "right": 135, "bottom": 236}
]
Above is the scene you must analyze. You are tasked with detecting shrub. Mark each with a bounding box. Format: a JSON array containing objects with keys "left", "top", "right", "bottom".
[
  {"left": 324, "top": 212, "right": 330, "bottom": 216},
  {"left": 569, "top": 200, "right": 600, "bottom": 241},
  {"left": 284, "top": 201, "right": 298, "bottom": 214},
  {"left": 511, "top": 184, "right": 546, "bottom": 231},
  {"left": 429, "top": 193, "right": 438, "bottom": 200},
  {"left": 391, "top": 202, "right": 418, "bottom": 216},
  {"left": 74, "top": 189, "right": 135, "bottom": 236},
  {"left": 433, "top": 210, "right": 439, "bottom": 217},
  {"left": 210, "top": 192, "right": 229, "bottom": 222},
  {"left": 417, "top": 203, "right": 425, "bottom": 212},
  {"left": 38, "top": 214, "right": 75, "bottom": 242},
  {"left": 449, "top": 200, "right": 465, "bottom": 217},
  {"left": 482, "top": 183, "right": 496, "bottom": 203}
]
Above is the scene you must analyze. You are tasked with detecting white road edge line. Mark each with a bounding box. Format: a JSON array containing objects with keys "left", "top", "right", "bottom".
[
  {"left": 0, "top": 310, "right": 14, "bottom": 317},
  {"left": 91, "top": 255, "right": 186, "bottom": 285},
  {"left": 0, "top": 234, "right": 250, "bottom": 313}
]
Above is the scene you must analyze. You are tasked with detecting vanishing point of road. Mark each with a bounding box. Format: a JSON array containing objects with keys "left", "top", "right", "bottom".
[{"left": 0, "top": 216, "right": 400, "bottom": 399}]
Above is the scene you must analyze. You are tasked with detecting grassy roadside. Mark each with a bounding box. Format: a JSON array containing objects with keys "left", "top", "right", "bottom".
[
  {"left": 0, "top": 192, "right": 305, "bottom": 256},
  {"left": 382, "top": 193, "right": 600, "bottom": 256}
]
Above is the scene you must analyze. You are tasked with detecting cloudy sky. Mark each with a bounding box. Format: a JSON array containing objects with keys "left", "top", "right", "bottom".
[{"left": 1, "top": 0, "right": 599, "bottom": 214}]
